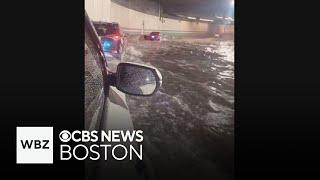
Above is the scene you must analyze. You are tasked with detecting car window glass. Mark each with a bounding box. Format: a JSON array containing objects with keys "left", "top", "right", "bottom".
[{"left": 85, "top": 38, "right": 104, "bottom": 130}]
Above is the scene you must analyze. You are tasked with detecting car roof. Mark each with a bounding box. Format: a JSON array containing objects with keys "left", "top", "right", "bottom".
[
  {"left": 93, "top": 21, "right": 111, "bottom": 24},
  {"left": 85, "top": 12, "right": 105, "bottom": 60},
  {"left": 93, "top": 21, "right": 119, "bottom": 26}
]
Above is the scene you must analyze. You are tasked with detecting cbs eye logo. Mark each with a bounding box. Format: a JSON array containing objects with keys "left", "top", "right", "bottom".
[{"left": 59, "top": 130, "right": 71, "bottom": 142}]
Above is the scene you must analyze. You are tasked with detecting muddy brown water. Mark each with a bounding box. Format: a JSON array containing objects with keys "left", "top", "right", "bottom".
[{"left": 121, "top": 37, "right": 234, "bottom": 180}]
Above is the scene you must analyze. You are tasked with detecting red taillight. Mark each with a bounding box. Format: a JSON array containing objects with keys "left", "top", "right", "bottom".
[{"left": 106, "top": 34, "right": 119, "bottom": 40}]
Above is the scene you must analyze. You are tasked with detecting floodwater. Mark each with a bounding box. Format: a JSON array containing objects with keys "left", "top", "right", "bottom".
[{"left": 122, "top": 35, "right": 234, "bottom": 180}]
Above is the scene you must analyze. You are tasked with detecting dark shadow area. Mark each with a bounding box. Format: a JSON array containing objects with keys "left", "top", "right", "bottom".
[
  {"left": 112, "top": 0, "right": 198, "bottom": 22},
  {"left": 112, "top": 0, "right": 159, "bottom": 17}
]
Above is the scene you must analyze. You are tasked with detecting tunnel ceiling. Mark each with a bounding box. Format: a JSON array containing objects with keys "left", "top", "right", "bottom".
[{"left": 157, "top": 0, "right": 233, "bottom": 19}]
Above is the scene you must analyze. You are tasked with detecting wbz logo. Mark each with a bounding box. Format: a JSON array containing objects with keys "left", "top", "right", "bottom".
[
  {"left": 20, "top": 139, "right": 50, "bottom": 149},
  {"left": 16, "top": 127, "right": 53, "bottom": 164}
]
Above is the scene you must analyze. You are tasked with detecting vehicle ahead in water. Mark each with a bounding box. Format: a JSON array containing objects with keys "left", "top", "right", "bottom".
[
  {"left": 93, "top": 21, "right": 127, "bottom": 60},
  {"left": 85, "top": 11, "right": 161, "bottom": 179},
  {"left": 144, "top": 32, "right": 161, "bottom": 41}
]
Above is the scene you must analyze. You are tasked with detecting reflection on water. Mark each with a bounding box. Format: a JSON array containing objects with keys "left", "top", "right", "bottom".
[{"left": 123, "top": 37, "right": 234, "bottom": 180}]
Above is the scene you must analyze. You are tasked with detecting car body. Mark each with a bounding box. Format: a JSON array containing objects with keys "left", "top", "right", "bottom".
[
  {"left": 85, "top": 11, "right": 161, "bottom": 180},
  {"left": 144, "top": 32, "right": 161, "bottom": 41},
  {"left": 93, "top": 21, "right": 127, "bottom": 60}
]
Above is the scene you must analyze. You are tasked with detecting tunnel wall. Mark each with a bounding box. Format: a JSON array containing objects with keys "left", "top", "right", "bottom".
[
  {"left": 85, "top": 0, "right": 209, "bottom": 34},
  {"left": 208, "top": 23, "right": 234, "bottom": 35},
  {"left": 85, "top": 0, "right": 111, "bottom": 22}
]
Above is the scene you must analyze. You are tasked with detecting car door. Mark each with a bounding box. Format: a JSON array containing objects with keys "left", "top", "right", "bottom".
[
  {"left": 85, "top": 10, "right": 135, "bottom": 138},
  {"left": 85, "top": 11, "right": 143, "bottom": 180}
]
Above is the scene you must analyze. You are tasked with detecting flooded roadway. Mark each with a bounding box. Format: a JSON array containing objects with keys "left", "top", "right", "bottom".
[{"left": 122, "top": 35, "right": 234, "bottom": 180}]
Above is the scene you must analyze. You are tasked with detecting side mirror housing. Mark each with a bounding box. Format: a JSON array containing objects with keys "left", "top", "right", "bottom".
[{"left": 108, "top": 62, "right": 162, "bottom": 96}]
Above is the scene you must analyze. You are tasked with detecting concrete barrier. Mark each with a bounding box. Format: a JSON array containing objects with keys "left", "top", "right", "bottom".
[{"left": 208, "top": 23, "right": 234, "bottom": 35}]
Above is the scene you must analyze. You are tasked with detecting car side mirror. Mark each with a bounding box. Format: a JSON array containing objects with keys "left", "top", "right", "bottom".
[{"left": 108, "top": 62, "right": 162, "bottom": 96}]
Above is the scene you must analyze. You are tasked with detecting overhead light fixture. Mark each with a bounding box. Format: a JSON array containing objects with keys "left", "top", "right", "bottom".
[
  {"left": 187, "top": 16, "right": 196, "bottom": 20},
  {"left": 230, "top": 0, "right": 234, "bottom": 6},
  {"left": 225, "top": 17, "right": 234, "bottom": 21},
  {"left": 176, "top": 14, "right": 185, "bottom": 18},
  {"left": 200, "top": 18, "right": 213, "bottom": 22}
]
